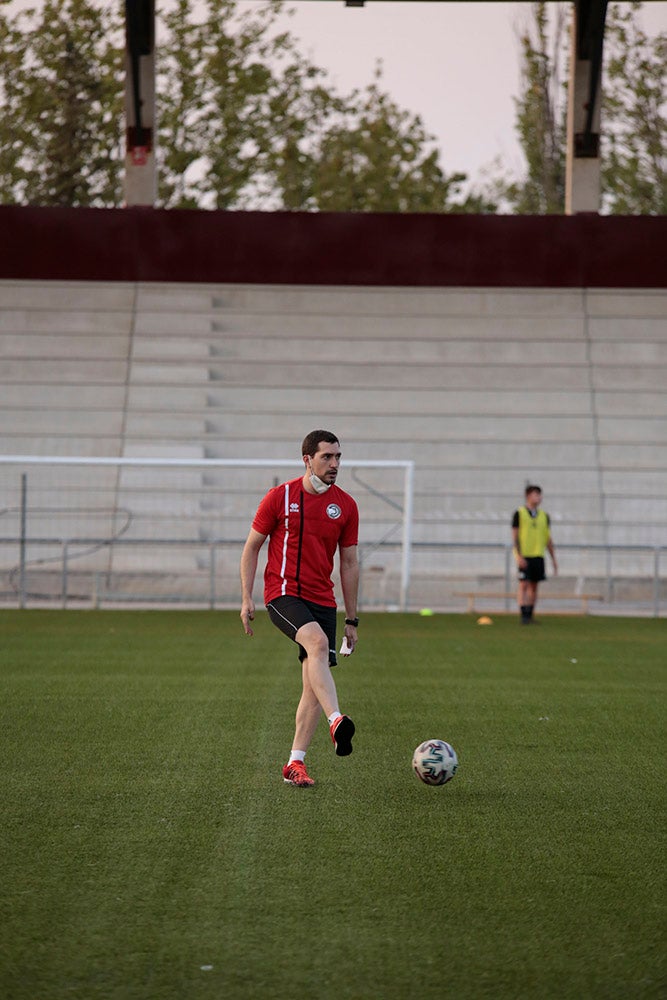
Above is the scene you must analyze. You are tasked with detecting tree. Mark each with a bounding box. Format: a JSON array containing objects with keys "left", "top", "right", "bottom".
[
  {"left": 157, "top": 0, "right": 208, "bottom": 209},
  {"left": 0, "top": 0, "right": 124, "bottom": 207},
  {"left": 158, "top": 3, "right": 481, "bottom": 212},
  {"left": 1, "top": 0, "right": 486, "bottom": 212},
  {"left": 269, "top": 63, "right": 486, "bottom": 213},
  {"left": 602, "top": 2, "right": 666, "bottom": 215},
  {"left": 513, "top": 2, "right": 568, "bottom": 213},
  {"left": 482, "top": 1, "right": 665, "bottom": 215},
  {"left": 0, "top": 6, "right": 30, "bottom": 203},
  {"left": 158, "top": 0, "right": 308, "bottom": 209},
  {"left": 485, "top": 1, "right": 568, "bottom": 214}
]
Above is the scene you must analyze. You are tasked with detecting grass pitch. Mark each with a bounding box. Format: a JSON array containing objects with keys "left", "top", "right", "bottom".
[{"left": 1, "top": 610, "right": 665, "bottom": 1000}]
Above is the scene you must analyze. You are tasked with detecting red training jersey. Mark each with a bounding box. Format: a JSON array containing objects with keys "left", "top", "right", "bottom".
[{"left": 252, "top": 477, "right": 359, "bottom": 607}]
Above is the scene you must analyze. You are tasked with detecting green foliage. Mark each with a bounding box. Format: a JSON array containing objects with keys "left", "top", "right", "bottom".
[
  {"left": 1, "top": 609, "right": 665, "bottom": 1000},
  {"left": 270, "top": 62, "right": 481, "bottom": 213},
  {"left": 0, "top": 0, "right": 124, "bottom": 206},
  {"left": 157, "top": 0, "right": 207, "bottom": 209},
  {"left": 159, "top": 0, "right": 299, "bottom": 209},
  {"left": 158, "top": 2, "right": 477, "bottom": 212},
  {"left": 0, "top": 0, "right": 480, "bottom": 212},
  {"left": 1, "top": 1, "right": 662, "bottom": 214},
  {"left": 485, "top": 0, "right": 665, "bottom": 215},
  {"left": 513, "top": 2, "right": 568, "bottom": 213},
  {"left": 602, "top": 2, "right": 667, "bottom": 215},
  {"left": 487, "top": 2, "right": 568, "bottom": 214}
]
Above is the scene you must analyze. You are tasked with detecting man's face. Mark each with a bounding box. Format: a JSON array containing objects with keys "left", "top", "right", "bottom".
[
  {"left": 307, "top": 442, "right": 341, "bottom": 485},
  {"left": 526, "top": 489, "right": 542, "bottom": 509}
]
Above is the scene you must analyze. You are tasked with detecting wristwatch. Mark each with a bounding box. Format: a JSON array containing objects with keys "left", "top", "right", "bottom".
[{"left": 345, "top": 617, "right": 359, "bottom": 627}]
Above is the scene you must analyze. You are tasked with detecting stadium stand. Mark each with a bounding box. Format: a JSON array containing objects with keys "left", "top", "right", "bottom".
[{"left": 0, "top": 209, "right": 665, "bottom": 609}]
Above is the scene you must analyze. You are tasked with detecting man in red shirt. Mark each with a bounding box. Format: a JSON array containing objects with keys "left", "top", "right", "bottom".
[{"left": 240, "top": 430, "right": 360, "bottom": 787}]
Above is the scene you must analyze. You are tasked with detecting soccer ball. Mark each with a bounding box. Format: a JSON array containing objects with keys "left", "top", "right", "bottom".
[{"left": 412, "top": 739, "right": 458, "bottom": 786}]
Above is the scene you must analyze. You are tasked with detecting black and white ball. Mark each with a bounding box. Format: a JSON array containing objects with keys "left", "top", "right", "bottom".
[{"left": 412, "top": 739, "right": 458, "bottom": 786}]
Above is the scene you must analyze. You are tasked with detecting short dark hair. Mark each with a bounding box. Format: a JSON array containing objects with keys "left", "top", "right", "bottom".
[
  {"left": 301, "top": 429, "right": 339, "bottom": 458},
  {"left": 525, "top": 484, "right": 542, "bottom": 496}
]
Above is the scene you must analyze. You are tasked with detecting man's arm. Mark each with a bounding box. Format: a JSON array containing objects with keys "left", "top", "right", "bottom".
[
  {"left": 547, "top": 538, "right": 558, "bottom": 576},
  {"left": 511, "top": 525, "right": 527, "bottom": 570},
  {"left": 239, "top": 528, "right": 267, "bottom": 635},
  {"left": 339, "top": 544, "right": 359, "bottom": 652}
]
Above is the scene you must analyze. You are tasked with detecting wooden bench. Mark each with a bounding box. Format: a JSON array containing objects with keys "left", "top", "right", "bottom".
[{"left": 454, "top": 591, "right": 604, "bottom": 615}]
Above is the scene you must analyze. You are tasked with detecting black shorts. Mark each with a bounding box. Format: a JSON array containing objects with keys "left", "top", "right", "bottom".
[
  {"left": 519, "top": 556, "right": 546, "bottom": 583},
  {"left": 267, "top": 595, "right": 338, "bottom": 666}
]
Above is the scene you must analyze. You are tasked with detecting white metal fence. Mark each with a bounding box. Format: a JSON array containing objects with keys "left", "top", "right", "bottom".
[
  {"left": 0, "top": 456, "right": 414, "bottom": 610},
  {"left": 0, "top": 535, "right": 664, "bottom": 615},
  {"left": 1, "top": 456, "right": 665, "bottom": 615}
]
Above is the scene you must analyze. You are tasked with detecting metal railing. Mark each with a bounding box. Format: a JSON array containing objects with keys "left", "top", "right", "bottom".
[
  {"left": 0, "top": 456, "right": 415, "bottom": 610},
  {"left": 1, "top": 536, "right": 664, "bottom": 616}
]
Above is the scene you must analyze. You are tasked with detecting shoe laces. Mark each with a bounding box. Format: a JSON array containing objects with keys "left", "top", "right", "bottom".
[{"left": 287, "top": 760, "right": 312, "bottom": 784}]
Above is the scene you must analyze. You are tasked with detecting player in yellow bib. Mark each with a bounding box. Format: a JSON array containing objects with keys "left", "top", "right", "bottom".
[{"left": 511, "top": 485, "right": 558, "bottom": 624}]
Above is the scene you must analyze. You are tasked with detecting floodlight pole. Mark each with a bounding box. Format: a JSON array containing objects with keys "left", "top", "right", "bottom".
[
  {"left": 124, "top": 0, "right": 157, "bottom": 206},
  {"left": 565, "top": 0, "right": 607, "bottom": 214}
]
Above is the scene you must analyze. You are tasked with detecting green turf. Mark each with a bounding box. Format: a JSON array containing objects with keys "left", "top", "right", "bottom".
[{"left": 1, "top": 610, "right": 665, "bottom": 1000}]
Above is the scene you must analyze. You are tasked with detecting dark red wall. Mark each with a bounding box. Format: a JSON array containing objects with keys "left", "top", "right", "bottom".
[{"left": 0, "top": 205, "right": 665, "bottom": 288}]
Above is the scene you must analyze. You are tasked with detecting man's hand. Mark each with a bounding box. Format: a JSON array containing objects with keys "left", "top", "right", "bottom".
[
  {"left": 240, "top": 600, "right": 255, "bottom": 636},
  {"left": 343, "top": 624, "right": 357, "bottom": 654}
]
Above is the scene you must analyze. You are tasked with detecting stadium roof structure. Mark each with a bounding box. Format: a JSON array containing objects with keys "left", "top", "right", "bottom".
[{"left": 123, "top": 0, "right": 609, "bottom": 213}]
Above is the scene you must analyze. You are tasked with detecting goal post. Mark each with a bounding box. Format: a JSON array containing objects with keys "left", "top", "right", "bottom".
[{"left": 0, "top": 455, "right": 414, "bottom": 611}]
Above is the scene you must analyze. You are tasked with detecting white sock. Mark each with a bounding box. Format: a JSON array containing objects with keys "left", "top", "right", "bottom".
[
  {"left": 328, "top": 711, "right": 342, "bottom": 726},
  {"left": 289, "top": 750, "right": 306, "bottom": 763}
]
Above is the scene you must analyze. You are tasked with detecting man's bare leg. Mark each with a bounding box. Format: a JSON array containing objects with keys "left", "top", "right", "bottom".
[{"left": 291, "top": 659, "right": 324, "bottom": 753}]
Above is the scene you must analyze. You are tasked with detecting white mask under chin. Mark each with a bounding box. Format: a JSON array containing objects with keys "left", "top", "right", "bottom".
[{"left": 309, "top": 474, "right": 331, "bottom": 494}]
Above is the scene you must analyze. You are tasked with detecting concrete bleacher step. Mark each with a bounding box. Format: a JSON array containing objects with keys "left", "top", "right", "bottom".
[
  {"left": 0, "top": 310, "right": 132, "bottom": 335},
  {"left": 599, "top": 443, "right": 667, "bottom": 467},
  {"left": 1, "top": 411, "right": 123, "bottom": 436},
  {"left": 202, "top": 335, "right": 589, "bottom": 365},
  {"left": 598, "top": 417, "right": 666, "bottom": 445},
  {"left": 0, "top": 280, "right": 134, "bottom": 310},
  {"left": 203, "top": 312, "right": 588, "bottom": 340},
  {"left": 1, "top": 278, "right": 665, "bottom": 571},
  {"left": 2, "top": 359, "right": 129, "bottom": 382},
  {"left": 204, "top": 386, "right": 595, "bottom": 416},
  {"left": 0, "top": 334, "right": 131, "bottom": 358},
  {"left": 136, "top": 282, "right": 586, "bottom": 316},
  {"left": 203, "top": 360, "right": 592, "bottom": 391},
  {"left": 202, "top": 412, "right": 596, "bottom": 443},
  {"left": 592, "top": 368, "right": 667, "bottom": 391},
  {"left": 596, "top": 391, "right": 667, "bottom": 417},
  {"left": 1, "top": 436, "right": 124, "bottom": 457},
  {"left": 204, "top": 437, "right": 600, "bottom": 467},
  {"left": 2, "top": 384, "right": 127, "bottom": 409}
]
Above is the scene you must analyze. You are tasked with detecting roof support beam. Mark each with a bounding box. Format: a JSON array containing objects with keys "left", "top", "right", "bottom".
[
  {"left": 565, "top": 0, "right": 608, "bottom": 214},
  {"left": 124, "top": 0, "right": 157, "bottom": 207}
]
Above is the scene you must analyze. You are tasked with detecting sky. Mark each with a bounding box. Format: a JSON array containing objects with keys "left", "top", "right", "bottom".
[
  {"left": 256, "top": 0, "right": 667, "bottom": 186},
  {"left": 261, "top": 0, "right": 546, "bottom": 183},
  {"left": 6, "top": 0, "right": 667, "bottom": 189}
]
